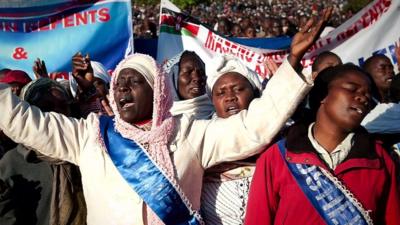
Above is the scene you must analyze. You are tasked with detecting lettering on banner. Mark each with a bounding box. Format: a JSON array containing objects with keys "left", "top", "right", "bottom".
[
  {"left": 12, "top": 47, "right": 28, "bottom": 60},
  {"left": 305, "top": 0, "right": 392, "bottom": 55},
  {"left": 204, "top": 31, "right": 261, "bottom": 64},
  {"left": 0, "top": 21, "right": 18, "bottom": 32},
  {"left": 358, "top": 40, "right": 399, "bottom": 66},
  {"left": 0, "top": 7, "right": 111, "bottom": 33},
  {"left": 334, "top": 0, "right": 391, "bottom": 44}
]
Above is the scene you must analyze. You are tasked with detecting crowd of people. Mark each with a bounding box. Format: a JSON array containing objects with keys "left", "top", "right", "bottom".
[
  {"left": 0, "top": 4, "right": 400, "bottom": 225},
  {"left": 133, "top": 0, "right": 353, "bottom": 38}
]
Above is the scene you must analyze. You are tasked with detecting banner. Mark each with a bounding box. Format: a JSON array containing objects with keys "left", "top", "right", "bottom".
[
  {"left": 157, "top": 0, "right": 399, "bottom": 80},
  {"left": 320, "top": 0, "right": 398, "bottom": 70},
  {"left": 157, "top": 0, "right": 288, "bottom": 79},
  {"left": 0, "top": 0, "right": 133, "bottom": 78}
]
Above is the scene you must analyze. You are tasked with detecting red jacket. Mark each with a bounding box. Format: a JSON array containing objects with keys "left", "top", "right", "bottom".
[{"left": 245, "top": 124, "right": 400, "bottom": 225}]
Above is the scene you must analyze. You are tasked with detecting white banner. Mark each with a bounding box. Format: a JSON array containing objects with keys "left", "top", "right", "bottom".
[{"left": 157, "top": 0, "right": 399, "bottom": 79}]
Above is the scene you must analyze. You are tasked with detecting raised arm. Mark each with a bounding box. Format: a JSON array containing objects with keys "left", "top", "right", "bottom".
[
  {"left": 198, "top": 8, "right": 333, "bottom": 168},
  {"left": 0, "top": 83, "right": 95, "bottom": 165}
]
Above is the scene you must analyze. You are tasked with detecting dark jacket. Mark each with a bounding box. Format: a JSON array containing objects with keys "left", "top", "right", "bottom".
[{"left": 0, "top": 145, "right": 53, "bottom": 225}]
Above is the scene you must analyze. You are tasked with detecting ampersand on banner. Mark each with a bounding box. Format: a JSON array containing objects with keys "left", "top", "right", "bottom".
[{"left": 12, "top": 47, "right": 28, "bottom": 60}]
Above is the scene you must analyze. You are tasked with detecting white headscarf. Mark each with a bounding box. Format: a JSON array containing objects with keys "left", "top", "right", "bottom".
[
  {"left": 112, "top": 54, "right": 155, "bottom": 90},
  {"left": 206, "top": 55, "right": 263, "bottom": 98},
  {"left": 91, "top": 61, "right": 110, "bottom": 84},
  {"left": 163, "top": 51, "right": 214, "bottom": 118}
]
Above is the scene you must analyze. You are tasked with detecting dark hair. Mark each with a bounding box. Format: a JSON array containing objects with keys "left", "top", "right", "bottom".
[
  {"left": 308, "top": 63, "right": 372, "bottom": 120},
  {"left": 311, "top": 51, "right": 342, "bottom": 72}
]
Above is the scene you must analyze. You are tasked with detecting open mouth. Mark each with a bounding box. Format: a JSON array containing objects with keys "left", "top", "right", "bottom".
[
  {"left": 349, "top": 105, "right": 367, "bottom": 115},
  {"left": 189, "top": 86, "right": 204, "bottom": 94},
  {"left": 191, "top": 87, "right": 200, "bottom": 92},
  {"left": 119, "top": 97, "right": 135, "bottom": 109},
  {"left": 225, "top": 105, "right": 241, "bottom": 115}
]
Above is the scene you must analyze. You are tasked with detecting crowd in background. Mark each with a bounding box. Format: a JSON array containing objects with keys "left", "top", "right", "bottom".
[{"left": 133, "top": 0, "right": 353, "bottom": 38}]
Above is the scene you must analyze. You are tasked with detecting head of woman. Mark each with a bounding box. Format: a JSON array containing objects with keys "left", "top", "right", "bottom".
[
  {"left": 21, "top": 78, "right": 71, "bottom": 116},
  {"left": 309, "top": 64, "right": 373, "bottom": 133},
  {"left": 207, "top": 56, "right": 262, "bottom": 118},
  {"left": 177, "top": 51, "right": 207, "bottom": 100},
  {"left": 111, "top": 54, "right": 156, "bottom": 124}
]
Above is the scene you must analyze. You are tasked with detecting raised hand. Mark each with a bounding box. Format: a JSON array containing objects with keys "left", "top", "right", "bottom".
[
  {"left": 288, "top": 7, "right": 333, "bottom": 70},
  {"left": 264, "top": 57, "right": 279, "bottom": 77},
  {"left": 33, "top": 58, "right": 48, "bottom": 79},
  {"left": 100, "top": 98, "right": 114, "bottom": 116},
  {"left": 72, "top": 52, "right": 94, "bottom": 91},
  {"left": 72, "top": 52, "right": 94, "bottom": 82}
]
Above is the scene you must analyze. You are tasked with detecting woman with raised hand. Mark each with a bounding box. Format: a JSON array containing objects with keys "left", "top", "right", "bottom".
[
  {"left": 201, "top": 55, "right": 263, "bottom": 225},
  {"left": 200, "top": 8, "right": 334, "bottom": 225}
]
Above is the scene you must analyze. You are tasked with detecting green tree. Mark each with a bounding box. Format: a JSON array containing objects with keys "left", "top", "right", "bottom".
[{"left": 133, "top": 0, "right": 159, "bottom": 5}]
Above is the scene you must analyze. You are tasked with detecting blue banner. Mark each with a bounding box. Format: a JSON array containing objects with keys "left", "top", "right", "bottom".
[
  {"left": 228, "top": 36, "right": 291, "bottom": 50},
  {"left": 0, "top": 0, "right": 133, "bottom": 77}
]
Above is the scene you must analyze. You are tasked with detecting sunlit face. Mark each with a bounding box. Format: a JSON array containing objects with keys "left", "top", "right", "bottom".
[
  {"left": 317, "top": 71, "right": 372, "bottom": 132},
  {"left": 178, "top": 54, "right": 206, "bottom": 100},
  {"left": 114, "top": 68, "right": 153, "bottom": 124},
  {"left": 212, "top": 72, "right": 255, "bottom": 118}
]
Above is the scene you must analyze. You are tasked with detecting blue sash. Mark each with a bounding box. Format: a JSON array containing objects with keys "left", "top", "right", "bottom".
[
  {"left": 99, "top": 116, "right": 200, "bottom": 225},
  {"left": 277, "top": 139, "right": 371, "bottom": 225}
]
